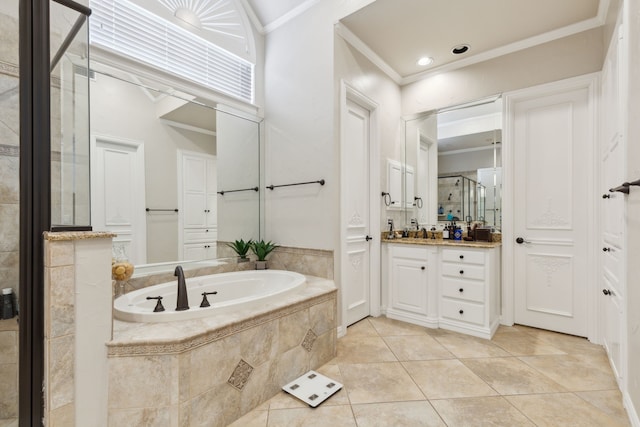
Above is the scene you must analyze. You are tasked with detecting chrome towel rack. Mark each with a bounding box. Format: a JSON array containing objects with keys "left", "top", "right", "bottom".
[
  {"left": 266, "top": 179, "right": 325, "bottom": 190},
  {"left": 217, "top": 186, "right": 259, "bottom": 195}
]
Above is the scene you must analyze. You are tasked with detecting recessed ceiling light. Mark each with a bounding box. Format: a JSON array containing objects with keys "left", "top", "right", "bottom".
[
  {"left": 451, "top": 44, "right": 470, "bottom": 55},
  {"left": 416, "top": 56, "right": 434, "bottom": 66}
]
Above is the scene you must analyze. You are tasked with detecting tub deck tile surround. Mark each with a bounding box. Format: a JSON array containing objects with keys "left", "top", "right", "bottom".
[
  {"left": 107, "top": 276, "right": 337, "bottom": 426},
  {"left": 108, "top": 276, "right": 336, "bottom": 355},
  {"left": 43, "top": 232, "right": 116, "bottom": 427}
]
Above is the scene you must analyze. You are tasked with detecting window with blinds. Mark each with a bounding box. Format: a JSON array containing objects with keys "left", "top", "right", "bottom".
[{"left": 89, "top": 0, "right": 254, "bottom": 103}]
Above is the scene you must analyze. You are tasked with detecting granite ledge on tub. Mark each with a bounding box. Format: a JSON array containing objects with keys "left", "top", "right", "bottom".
[
  {"left": 107, "top": 275, "right": 336, "bottom": 357},
  {"left": 382, "top": 236, "right": 502, "bottom": 249},
  {"left": 44, "top": 231, "right": 117, "bottom": 241}
]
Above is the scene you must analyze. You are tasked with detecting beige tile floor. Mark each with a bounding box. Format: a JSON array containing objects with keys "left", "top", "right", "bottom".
[{"left": 230, "top": 316, "right": 631, "bottom": 427}]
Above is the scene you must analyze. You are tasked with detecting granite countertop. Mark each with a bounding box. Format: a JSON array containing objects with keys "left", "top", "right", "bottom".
[{"left": 381, "top": 236, "right": 502, "bottom": 249}]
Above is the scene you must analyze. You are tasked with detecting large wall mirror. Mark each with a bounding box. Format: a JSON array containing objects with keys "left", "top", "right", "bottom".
[
  {"left": 402, "top": 96, "right": 502, "bottom": 231},
  {"left": 89, "top": 62, "right": 262, "bottom": 271}
]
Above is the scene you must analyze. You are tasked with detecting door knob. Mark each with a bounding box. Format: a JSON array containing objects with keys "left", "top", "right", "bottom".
[
  {"left": 602, "top": 194, "right": 611, "bottom": 199},
  {"left": 365, "top": 235, "right": 373, "bottom": 241},
  {"left": 602, "top": 289, "right": 611, "bottom": 296},
  {"left": 602, "top": 247, "right": 611, "bottom": 252},
  {"left": 516, "top": 237, "right": 531, "bottom": 244}
]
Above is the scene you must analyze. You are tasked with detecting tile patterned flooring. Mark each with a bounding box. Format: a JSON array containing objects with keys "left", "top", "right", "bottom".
[{"left": 231, "top": 316, "right": 631, "bottom": 427}]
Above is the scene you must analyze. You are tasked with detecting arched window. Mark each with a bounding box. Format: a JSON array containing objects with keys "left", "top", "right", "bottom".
[{"left": 90, "top": 0, "right": 255, "bottom": 103}]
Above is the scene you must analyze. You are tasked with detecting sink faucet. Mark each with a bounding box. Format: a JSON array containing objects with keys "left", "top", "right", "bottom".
[{"left": 174, "top": 266, "right": 189, "bottom": 311}]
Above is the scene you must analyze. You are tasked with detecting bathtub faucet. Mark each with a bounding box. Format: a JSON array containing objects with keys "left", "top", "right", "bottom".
[{"left": 174, "top": 266, "right": 190, "bottom": 311}]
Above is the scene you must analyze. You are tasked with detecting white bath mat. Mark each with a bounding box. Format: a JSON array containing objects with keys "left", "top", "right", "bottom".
[{"left": 282, "top": 370, "right": 343, "bottom": 407}]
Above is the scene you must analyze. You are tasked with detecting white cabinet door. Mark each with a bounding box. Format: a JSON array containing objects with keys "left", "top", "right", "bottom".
[
  {"left": 600, "top": 25, "right": 626, "bottom": 386},
  {"left": 183, "top": 155, "right": 208, "bottom": 228},
  {"left": 387, "top": 159, "right": 402, "bottom": 209},
  {"left": 391, "top": 256, "right": 428, "bottom": 315},
  {"left": 205, "top": 157, "right": 217, "bottom": 228},
  {"left": 183, "top": 242, "right": 217, "bottom": 261},
  {"left": 386, "top": 245, "right": 438, "bottom": 328}
]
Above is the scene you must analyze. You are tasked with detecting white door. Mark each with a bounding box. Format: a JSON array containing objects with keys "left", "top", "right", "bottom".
[
  {"left": 509, "top": 77, "right": 595, "bottom": 337},
  {"left": 182, "top": 154, "right": 217, "bottom": 229},
  {"left": 343, "top": 97, "right": 373, "bottom": 326},
  {"left": 91, "top": 136, "right": 147, "bottom": 264}
]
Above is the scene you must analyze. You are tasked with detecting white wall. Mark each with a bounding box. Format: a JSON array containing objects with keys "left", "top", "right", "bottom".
[
  {"left": 90, "top": 74, "right": 216, "bottom": 263},
  {"left": 438, "top": 147, "right": 501, "bottom": 175},
  {"left": 216, "top": 110, "right": 261, "bottom": 242},
  {"left": 402, "top": 28, "right": 604, "bottom": 116},
  {"left": 263, "top": 2, "right": 337, "bottom": 250},
  {"left": 334, "top": 36, "right": 405, "bottom": 230}
]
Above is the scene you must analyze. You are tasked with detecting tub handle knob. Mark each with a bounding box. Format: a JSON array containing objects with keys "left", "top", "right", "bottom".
[
  {"left": 146, "top": 296, "right": 165, "bottom": 312},
  {"left": 200, "top": 291, "right": 218, "bottom": 308}
]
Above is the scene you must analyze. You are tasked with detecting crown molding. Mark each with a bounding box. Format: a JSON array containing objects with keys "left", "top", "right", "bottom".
[{"left": 334, "top": 22, "right": 402, "bottom": 85}]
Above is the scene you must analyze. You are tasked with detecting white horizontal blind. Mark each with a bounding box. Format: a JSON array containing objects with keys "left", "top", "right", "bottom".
[{"left": 90, "top": 0, "right": 254, "bottom": 102}]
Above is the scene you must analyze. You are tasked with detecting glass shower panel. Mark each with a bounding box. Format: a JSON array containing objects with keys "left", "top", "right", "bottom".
[{"left": 50, "top": 2, "right": 91, "bottom": 229}]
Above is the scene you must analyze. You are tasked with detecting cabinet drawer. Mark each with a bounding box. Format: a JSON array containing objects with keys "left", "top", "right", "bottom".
[
  {"left": 184, "top": 228, "right": 217, "bottom": 242},
  {"left": 392, "top": 245, "right": 429, "bottom": 260},
  {"left": 441, "top": 263, "right": 484, "bottom": 280},
  {"left": 442, "top": 249, "right": 485, "bottom": 265},
  {"left": 441, "top": 299, "right": 484, "bottom": 326},
  {"left": 441, "top": 278, "right": 484, "bottom": 303}
]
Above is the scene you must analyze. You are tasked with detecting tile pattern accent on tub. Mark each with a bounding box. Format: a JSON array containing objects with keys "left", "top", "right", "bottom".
[
  {"left": 107, "top": 292, "right": 338, "bottom": 427},
  {"left": 0, "top": 61, "right": 18, "bottom": 78},
  {"left": 301, "top": 329, "right": 318, "bottom": 352},
  {"left": 228, "top": 359, "right": 254, "bottom": 390}
]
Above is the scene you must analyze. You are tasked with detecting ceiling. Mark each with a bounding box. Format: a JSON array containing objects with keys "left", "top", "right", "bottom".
[{"left": 246, "top": 0, "right": 606, "bottom": 83}]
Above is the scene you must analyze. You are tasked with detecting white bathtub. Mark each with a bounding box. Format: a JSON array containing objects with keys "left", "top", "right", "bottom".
[{"left": 114, "top": 270, "right": 307, "bottom": 323}]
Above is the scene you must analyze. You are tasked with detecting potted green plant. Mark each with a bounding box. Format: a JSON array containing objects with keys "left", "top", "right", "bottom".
[
  {"left": 227, "top": 239, "right": 253, "bottom": 263},
  {"left": 250, "top": 240, "right": 279, "bottom": 270}
]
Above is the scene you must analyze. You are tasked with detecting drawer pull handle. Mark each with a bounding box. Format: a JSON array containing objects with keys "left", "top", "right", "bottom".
[
  {"left": 459, "top": 255, "right": 464, "bottom": 259},
  {"left": 421, "top": 266, "right": 425, "bottom": 270},
  {"left": 459, "top": 270, "right": 464, "bottom": 275},
  {"left": 603, "top": 247, "right": 611, "bottom": 252},
  {"left": 459, "top": 309, "right": 464, "bottom": 315},
  {"left": 459, "top": 288, "right": 464, "bottom": 293}
]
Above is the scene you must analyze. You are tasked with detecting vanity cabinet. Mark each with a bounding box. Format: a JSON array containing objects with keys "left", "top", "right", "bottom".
[
  {"left": 439, "top": 247, "right": 501, "bottom": 339},
  {"left": 386, "top": 244, "right": 439, "bottom": 328},
  {"left": 383, "top": 242, "right": 501, "bottom": 339}
]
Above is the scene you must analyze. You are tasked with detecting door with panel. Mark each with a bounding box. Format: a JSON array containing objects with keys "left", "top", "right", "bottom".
[
  {"left": 91, "top": 135, "right": 147, "bottom": 264},
  {"left": 343, "top": 98, "right": 373, "bottom": 326},
  {"left": 509, "top": 76, "right": 596, "bottom": 337}
]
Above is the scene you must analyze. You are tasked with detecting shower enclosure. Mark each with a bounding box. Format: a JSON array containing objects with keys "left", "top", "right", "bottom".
[
  {"left": 19, "top": 0, "right": 91, "bottom": 424},
  {"left": 437, "top": 175, "right": 485, "bottom": 224}
]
